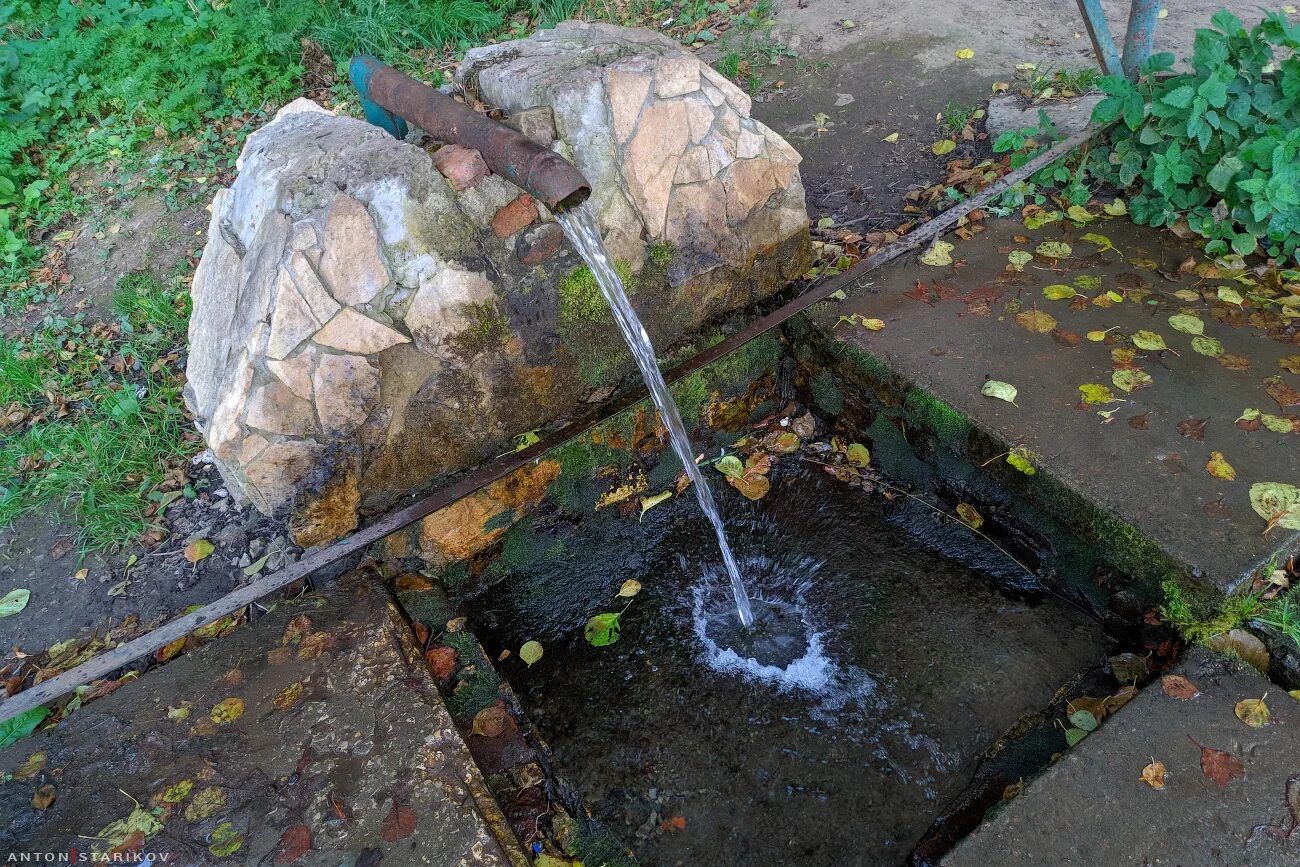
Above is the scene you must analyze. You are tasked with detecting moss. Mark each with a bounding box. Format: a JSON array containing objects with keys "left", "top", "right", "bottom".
[
  {"left": 810, "top": 369, "right": 844, "bottom": 415},
  {"left": 438, "top": 562, "right": 469, "bottom": 593},
  {"left": 483, "top": 509, "right": 515, "bottom": 533},
  {"left": 832, "top": 340, "right": 893, "bottom": 382},
  {"left": 571, "top": 825, "right": 639, "bottom": 867},
  {"left": 1161, "top": 579, "right": 1267, "bottom": 644},
  {"left": 448, "top": 300, "right": 509, "bottom": 357},
  {"left": 558, "top": 261, "right": 635, "bottom": 323},
  {"left": 649, "top": 242, "right": 674, "bottom": 269},
  {"left": 903, "top": 387, "right": 970, "bottom": 449},
  {"left": 442, "top": 630, "right": 502, "bottom": 719}
]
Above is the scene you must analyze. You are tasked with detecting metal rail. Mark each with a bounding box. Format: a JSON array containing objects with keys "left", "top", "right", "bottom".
[
  {"left": 0, "top": 126, "right": 1097, "bottom": 726},
  {"left": 1074, "top": 0, "right": 1163, "bottom": 79}
]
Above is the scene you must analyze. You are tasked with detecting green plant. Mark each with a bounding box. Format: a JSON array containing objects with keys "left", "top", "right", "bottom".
[
  {"left": 1020, "top": 64, "right": 1101, "bottom": 102},
  {"left": 1089, "top": 9, "right": 1300, "bottom": 262},
  {"left": 939, "top": 101, "right": 980, "bottom": 136}
]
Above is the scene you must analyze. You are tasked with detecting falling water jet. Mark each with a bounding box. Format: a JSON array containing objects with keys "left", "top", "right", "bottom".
[{"left": 556, "top": 203, "right": 755, "bottom": 628}]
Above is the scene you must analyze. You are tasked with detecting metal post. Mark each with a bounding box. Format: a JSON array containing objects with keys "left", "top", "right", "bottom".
[
  {"left": 1121, "top": 0, "right": 1163, "bottom": 79},
  {"left": 1074, "top": 0, "right": 1124, "bottom": 77}
]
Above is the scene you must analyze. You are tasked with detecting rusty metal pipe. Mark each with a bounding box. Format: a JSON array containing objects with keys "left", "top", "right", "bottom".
[{"left": 349, "top": 56, "right": 591, "bottom": 211}]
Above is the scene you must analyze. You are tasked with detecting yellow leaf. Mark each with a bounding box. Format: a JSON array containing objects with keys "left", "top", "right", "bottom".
[
  {"left": 882, "top": 132, "right": 900, "bottom": 143},
  {"left": 1079, "top": 384, "right": 1115, "bottom": 405},
  {"left": 1043, "top": 284, "right": 1077, "bottom": 300},
  {"left": 919, "top": 240, "right": 954, "bottom": 266},
  {"left": 1234, "top": 696, "right": 1270, "bottom": 727},
  {"left": 981, "top": 380, "right": 1019, "bottom": 404},
  {"left": 955, "top": 47, "right": 975, "bottom": 59},
  {"left": 861, "top": 318, "right": 885, "bottom": 331},
  {"left": 639, "top": 490, "right": 672, "bottom": 521},
  {"left": 1066, "top": 205, "right": 1094, "bottom": 224},
  {"left": 1015, "top": 310, "right": 1057, "bottom": 333},
  {"left": 1081, "top": 232, "right": 1115, "bottom": 252},
  {"left": 617, "top": 579, "right": 642, "bottom": 598},
  {"left": 1104, "top": 199, "right": 1127, "bottom": 216},
  {"left": 210, "top": 697, "right": 245, "bottom": 725},
  {"left": 932, "top": 139, "right": 957, "bottom": 156},
  {"left": 1035, "top": 241, "right": 1072, "bottom": 259},
  {"left": 845, "top": 442, "right": 871, "bottom": 467},
  {"left": 1140, "top": 759, "right": 1167, "bottom": 789},
  {"left": 520, "top": 640, "right": 543, "bottom": 666},
  {"left": 1206, "top": 451, "right": 1236, "bottom": 481},
  {"left": 1086, "top": 330, "right": 1109, "bottom": 342},
  {"left": 184, "top": 538, "right": 215, "bottom": 564},
  {"left": 956, "top": 502, "right": 983, "bottom": 529}
]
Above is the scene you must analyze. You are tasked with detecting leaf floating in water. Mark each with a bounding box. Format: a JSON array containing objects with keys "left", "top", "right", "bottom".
[
  {"left": 1279, "top": 355, "right": 1300, "bottom": 374},
  {"left": 1234, "top": 696, "right": 1271, "bottom": 728},
  {"left": 1043, "top": 284, "right": 1077, "bottom": 300},
  {"left": 0, "top": 588, "right": 30, "bottom": 618},
  {"left": 1131, "top": 330, "right": 1167, "bottom": 351},
  {"left": 1161, "top": 675, "right": 1199, "bottom": 700},
  {"left": 1218, "top": 287, "right": 1244, "bottom": 306},
  {"left": 1205, "top": 451, "right": 1236, "bottom": 481},
  {"left": 1035, "top": 241, "right": 1072, "bottom": 259},
  {"left": 1112, "top": 369, "right": 1153, "bottom": 393},
  {"left": 1140, "top": 759, "right": 1168, "bottom": 789},
  {"left": 1069, "top": 709, "right": 1099, "bottom": 732},
  {"left": 1177, "top": 418, "right": 1208, "bottom": 441},
  {"left": 1007, "top": 250, "right": 1032, "bottom": 271},
  {"left": 1086, "top": 330, "right": 1110, "bottom": 342},
  {"left": 715, "top": 455, "right": 744, "bottom": 479},
  {"left": 639, "top": 490, "right": 672, "bottom": 521},
  {"left": 1079, "top": 384, "right": 1115, "bottom": 405},
  {"left": 1265, "top": 376, "right": 1300, "bottom": 409},
  {"left": 1168, "top": 314, "right": 1205, "bottom": 335},
  {"left": 1064, "top": 727, "right": 1089, "bottom": 747},
  {"left": 1081, "top": 232, "right": 1115, "bottom": 252},
  {"left": 981, "top": 380, "right": 1018, "bottom": 404},
  {"left": 919, "top": 240, "right": 954, "bottom": 266},
  {"left": 617, "top": 579, "right": 642, "bottom": 598},
  {"left": 584, "top": 612, "right": 622, "bottom": 647},
  {"left": 1192, "top": 336, "right": 1224, "bottom": 357},
  {"left": 519, "top": 641, "right": 544, "bottom": 667},
  {"left": 845, "top": 442, "right": 871, "bottom": 468},
  {"left": 1190, "top": 736, "right": 1245, "bottom": 787},
  {"left": 1015, "top": 310, "right": 1057, "bottom": 333},
  {"left": 956, "top": 502, "right": 983, "bottom": 529}
]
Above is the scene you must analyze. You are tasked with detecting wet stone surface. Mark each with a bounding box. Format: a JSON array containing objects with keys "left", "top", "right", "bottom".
[
  {"left": 466, "top": 467, "right": 1107, "bottom": 866},
  {"left": 0, "top": 576, "right": 522, "bottom": 866},
  {"left": 945, "top": 647, "right": 1300, "bottom": 867},
  {"left": 808, "top": 216, "right": 1300, "bottom": 592}
]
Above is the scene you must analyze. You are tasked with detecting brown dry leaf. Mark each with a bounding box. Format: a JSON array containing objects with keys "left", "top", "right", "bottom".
[
  {"left": 660, "top": 815, "right": 687, "bottom": 832},
  {"left": 1279, "top": 355, "right": 1300, "bottom": 374},
  {"left": 471, "top": 701, "right": 511, "bottom": 738},
  {"left": 1161, "top": 675, "right": 1200, "bottom": 700},
  {"left": 272, "top": 681, "right": 306, "bottom": 710},
  {"left": 156, "top": 636, "right": 187, "bottom": 663},
  {"left": 183, "top": 538, "right": 214, "bottom": 564},
  {"left": 956, "top": 503, "right": 984, "bottom": 529},
  {"left": 1066, "top": 695, "right": 1110, "bottom": 723},
  {"left": 31, "top": 784, "right": 57, "bottom": 810},
  {"left": 281, "top": 615, "right": 313, "bottom": 646},
  {"left": 425, "top": 646, "right": 457, "bottom": 681},
  {"left": 1206, "top": 451, "right": 1236, "bottom": 481},
  {"left": 274, "top": 824, "right": 313, "bottom": 864},
  {"left": 1015, "top": 309, "right": 1058, "bottom": 333},
  {"left": 1234, "top": 696, "right": 1271, "bottom": 728},
  {"left": 1128, "top": 413, "right": 1150, "bottom": 430},
  {"left": 1206, "top": 629, "right": 1270, "bottom": 674},
  {"left": 12, "top": 751, "right": 46, "bottom": 781},
  {"left": 728, "top": 471, "right": 770, "bottom": 501},
  {"left": 1191, "top": 736, "right": 1245, "bottom": 787},
  {"left": 1177, "top": 418, "right": 1208, "bottom": 441},
  {"left": 1140, "top": 760, "right": 1168, "bottom": 790},
  {"left": 379, "top": 799, "right": 417, "bottom": 842},
  {"left": 296, "top": 631, "right": 336, "bottom": 660},
  {"left": 1218, "top": 352, "right": 1251, "bottom": 371},
  {"left": 1264, "top": 376, "right": 1300, "bottom": 410}
]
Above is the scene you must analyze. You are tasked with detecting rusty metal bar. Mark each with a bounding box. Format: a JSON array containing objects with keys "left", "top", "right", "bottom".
[
  {"left": 1074, "top": 0, "right": 1124, "bottom": 77},
  {"left": 0, "top": 125, "right": 1098, "bottom": 726},
  {"left": 349, "top": 56, "right": 591, "bottom": 211}
]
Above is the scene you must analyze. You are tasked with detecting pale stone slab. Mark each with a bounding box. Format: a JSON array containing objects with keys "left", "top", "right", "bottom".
[
  {"left": 244, "top": 380, "right": 316, "bottom": 436},
  {"left": 313, "top": 307, "right": 411, "bottom": 355},
  {"left": 318, "top": 196, "right": 390, "bottom": 305},
  {"left": 313, "top": 353, "right": 380, "bottom": 434}
]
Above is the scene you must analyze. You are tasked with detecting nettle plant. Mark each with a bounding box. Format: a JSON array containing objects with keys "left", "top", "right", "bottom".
[{"left": 1089, "top": 9, "right": 1300, "bottom": 262}]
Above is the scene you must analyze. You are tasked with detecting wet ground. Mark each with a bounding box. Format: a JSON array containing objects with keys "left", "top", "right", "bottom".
[
  {"left": 808, "top": 216, "right": 1300, "bottom": 592},
  {"left": 466, "top": 466, "right": 1106, "bottom": 866}
]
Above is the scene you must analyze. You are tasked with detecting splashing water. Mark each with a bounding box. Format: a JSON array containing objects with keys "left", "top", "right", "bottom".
[{"left": 557, "top": 203, "right": 754, "bottom": 627}]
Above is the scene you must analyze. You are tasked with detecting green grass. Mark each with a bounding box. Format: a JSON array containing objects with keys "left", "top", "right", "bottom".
[
  {"left": 1161, "top": 579, "right": 1300, "bottom": 651},
  {"left": 0, "top": 272, "right": 193, "bottom": 549},
  {"left": 938, "top": 101, "right": 981, "bottom": 136}
]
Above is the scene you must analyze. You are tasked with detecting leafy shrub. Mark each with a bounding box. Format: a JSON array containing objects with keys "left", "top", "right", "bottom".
[{"left": 1089, "top": 9, "right": 1300, "bottom": 262}]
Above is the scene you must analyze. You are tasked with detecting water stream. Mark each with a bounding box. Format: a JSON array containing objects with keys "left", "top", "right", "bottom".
[{"left": 557, "top": 203, "right": 755, "bottom": 627}]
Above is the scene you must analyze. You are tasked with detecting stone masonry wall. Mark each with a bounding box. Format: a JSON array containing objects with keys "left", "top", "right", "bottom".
[{"left": 184, "top": 23, "right": 810, "bottom": 547}]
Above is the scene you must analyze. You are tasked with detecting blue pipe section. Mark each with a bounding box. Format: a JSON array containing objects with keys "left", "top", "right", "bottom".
[
  {"left": 1121, "top": 0, "right": 1162, "bottom": 78},
  {"left": 1074, "top": 0, "right": 1124, "bottom": 77},
  {"left": 349, "top": 55, "right": 409, "bottom": 139}
]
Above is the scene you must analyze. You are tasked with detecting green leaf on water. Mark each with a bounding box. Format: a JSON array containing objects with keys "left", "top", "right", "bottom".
[
  {"left": 1131, "top": 330, "right": 1167, "bottom": 351},
  {"left": 208, "top": 821, "right": 245, "bottom": 857},
  {"left": 1036, "top": 241, "right": 1072, "bottom": 259},
  {"left": 1168, "top": 314, "right": 1204, "bottom": 335},
  {"left": 845, "top": 442, "right": 871, "bottom": 468},
  {"left": 1007, "top": 250, "right": 1032, "bottom": 271},
  {"left": 1069, "top": 709, "right": 1099, "bottom": 732},
  {"left": 1064, "top": 727, "right": 1089, "bottom": 747},
  {"left": 1218, "top": 287, "right": 1244, "bottom": 306},
  {"left": 1112, "top": 368, "right": 1153, "bottom": 393},
  {"left": 716, "top": 455, "right": 744, "bottom": 479},
  {"left": 1192, "top": 336, "right": 1224, "bottom": 357},
  {"left": 1066, "top": 205, "right": 1095, "bottom": 224},
  {"left": 639, "top": 490, "right": 672, "bottom": 521},
  {"left": 1249, "top": 482, "right": 1300, "bottom": 531},
  {"left": 1023, "top": 210, "right": 1061, "bottom": 230},
  {"left": 520, "top": 640, "right": 544, "bottom": 666},
  {"left": 1079, "top": 384, "right": 1115, "bottom": 405},
  {"left": 584, "top": 613, "right": 622, "bottom": 647},
  {"left": 1043, "top": 284, "right": 1077, "bottom": 300},
  {"left": 0, "top": 707, "right": 49, "bottom": 749},
  {"left": 0, "top": 588, "right": 30, "bottom": 618},
  {"left": 1081, "top": 232, "right": 1115, "bottom": 252},
  {"left": 981, "top": 380, "right": 1018, "bottom": 404},
  {"left": 1007, "top": 446, "right": 1037, "bottom": 475}
]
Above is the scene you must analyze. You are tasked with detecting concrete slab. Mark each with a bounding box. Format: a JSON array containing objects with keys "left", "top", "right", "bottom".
[
  {"left": 0, "top": 576, "right": 526, "bottom": 866},
  {"left": 805, "top": 215, "right": 1300, "bottom": 594},
  {"left": 944, "top": 648, "right": 1300, "bottom": 866}
]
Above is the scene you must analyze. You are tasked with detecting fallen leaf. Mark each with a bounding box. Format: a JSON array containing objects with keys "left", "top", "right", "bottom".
[
  {"left": 1128, "top": 413, "right": 1150, "bottom": 430},
  {"left": 639, "top": 489, "right": 671, "bottom": 521},
  {"left": 1007, "top": 250, "right": 1032, "bottom": 271},
  {"left": 1140, "top": 760, "right": 1168, "bottom": 789},
  {"left": 1177, "top": 418, "right": 1208, "bottom": 441},
  {"left": 1015, "top": 310, "right": 1057, "bottom": 333},
  {"left": 585, "top": 612, "right": 622, "bottom": 646},
  {"left": 520, "top": 640, "right": 543, "bottom": 666},
  {"left": 1218, "top": 352, "right": 1251, "bottom": 371},
  {"left": 1043, "top": 284, "right": 1078, "bottom": 300},
  {"left": 209, "top": 821, "right": 245, "bottom": 857},
  {"left": 1104, "top": 199, "right": 1128, "bottom": 216},
  {"left": 716, "top": 455, "right": 744, "bottom": 478},
  {"left": 1235, "top": 696, "right": 1271, "bottom": 728},
  {"left": 1109, "top": 652, "right": 1149, "bottom": 683},
  {"left": 1007, "top": 446, "right": 1036, "bottom": 474},
  {"left": 184, "top": 538, "right": 215, "bottom": 564},
  {"left": 1265, "top": 376, "right": 1300, "bottom": 410},
  {"left": 845, "top": 442, "right": 871, "bottom": 467},
  {"left": 471, "top": 702, "right": 511, "bottom": 738},
  {"left": 882, "top": 132, "right": 900, "bottom": 142},
  {"left": 1162, "top": 674, "right": 1200, "bottom": 700},
  {"left": 660, "top": 815, "right": 688, "bottom": 832},
  {"left": 157, "top": 780, "right": 193, "bottom": 804},
  {"left": 0, "top": 588, "right": 30, "bottom": 617},
  {"left": 1079, "top": 384, "right": 1115, "bottom": 405},
  {"left": 1112, "top": 369, "right": 1153, "bottom": 393},
  {"left": 274, "top": 825, "right": 313, "bottom": 864},
  {"left": 919, "top": 240, "right": 954, "bottom": 266},
  {"left": 932, "top": 139, "right": 956, "bottom": 156},
  {"left": 1206, "top": 451, "right": 1236, "bottom": 481},
  {"left": 425, "top": 646, "right": 457, "bottom": 681},
  {"left": 1168, "top": 314, "right": 1205, "bottom": 335},
  {"left": 729, "top": 471, "right": 770, "bottom": 500},
  {"left": 1064, "top": 727, "right": 1089, "bottom": 747},
  {"left": 1218, "top": 287, "right": 1244, "bottom": 306},
  {"left": 1081, "top": 231, "right": 1114, "bottom": 252},
  {"left": 1131, "top": 330, "right": 1167, "bottom": 351},
  {"left": 981, "top": 380, "right": 1018, "bottom": 404},
  {"left": 210, "top": 697, "right": 245, "bottom": 725},
  {"left": 617, "top": 579, "right": 642, "bottom": 598},
  {"left": 272, "top": 682, "right": 306, "bottom": 710},
  {"left": 1069, "top": 709, "right": 1099, "bottom": 732},
  {"left": 184, "top": 787, "right": 228, "bottom": 822},
  {"left": 1192, "top": 336, "right": 1224, "bottom": 357},
  {"left": 861, "top": 317, "right": 886, "bottom": 331},
  {"left": 380, "top": 800, "right": 416, "bottom": 842},
  {"left": 31, "top": 784, "right": 57, "bottom": 810},
  {"left": 1206, "top": 628, "right": 1271, "bottom": 674},
  {"left": 956, "top": 502, "right": 983, "bottom": 529},
  {"left": 1035, "top": 241, "right": 1072, "bottom": 259},
  {"left": 1279, "top": 355, "right": 1300, "bottom": 374},
  {"left": 1190, "top": 736, "right": 1245, "bottom": 787},
  {"left": 1086, "top": 330, "right": 1110, "bottom": 342}
]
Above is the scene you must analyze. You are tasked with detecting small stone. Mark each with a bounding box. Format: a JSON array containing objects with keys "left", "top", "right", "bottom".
[
  {"left": 654, "top": 55, "right": 700, "bottom": 98},
  {"left": 244, "top": 381, "right": 315, "bottom": 436},
  {"left": 516, "top": 223, "right": 565, "bottom": 265},
  {"left": 318, "top": 196, "right": 390, "bottom": 306},
  {"left": 432, "top": 144, "right": 490, "bottom": 191},
  {"left": 506, "top": 107, "right": 557, "bottom": 146},
  {"left": 491, "top": 194, "right": 538, "bottom": 238},
  {"left": 313, "top": 308, "right": 410, "bottom": 355},
  {"left": 313, "top": 353, "right": 380, "bottom": 434}
]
